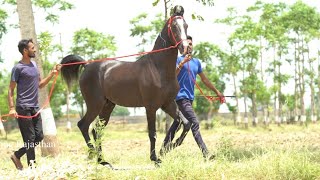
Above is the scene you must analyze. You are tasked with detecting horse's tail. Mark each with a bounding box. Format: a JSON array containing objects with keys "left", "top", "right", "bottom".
[{"left": 60, "top": 54, "right": 86, "bottom": 88}]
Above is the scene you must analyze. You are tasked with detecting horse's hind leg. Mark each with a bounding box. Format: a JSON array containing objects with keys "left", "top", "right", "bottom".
[
  {"left": 160, "top": 101, "right": 191, "bottom": 155},
  {"left": 77, "top": 99, "right": 105, "bottom": 159},
  {"left": 92, "top": 100, "right": 115, "bottom": 167}
]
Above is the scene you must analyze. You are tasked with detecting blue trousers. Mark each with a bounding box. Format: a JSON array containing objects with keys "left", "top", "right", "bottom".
[{"left": 162, "top": 99, "right": 209, "bottom": 156}]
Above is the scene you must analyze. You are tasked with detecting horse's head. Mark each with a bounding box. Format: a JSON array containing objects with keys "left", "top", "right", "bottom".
[{"left": 167, "top": 5, "right": 189, "bottom": 55}]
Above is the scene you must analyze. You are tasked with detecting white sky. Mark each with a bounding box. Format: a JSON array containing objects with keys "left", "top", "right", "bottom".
[{"left": 0, "top": 0, "right": 319, "bottom": 115}]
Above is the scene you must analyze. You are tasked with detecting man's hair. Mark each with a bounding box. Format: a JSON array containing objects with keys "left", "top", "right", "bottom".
[
  {"left": 187, "top": 35, "right": 192, "bottom": 41},
  {"left": 18, "top": 39, "right": 33, "bottom": 55}
]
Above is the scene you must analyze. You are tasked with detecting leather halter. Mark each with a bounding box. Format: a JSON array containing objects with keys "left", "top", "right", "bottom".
[{"left": 167, "top": 16, "right": 185, "bottom": 46}]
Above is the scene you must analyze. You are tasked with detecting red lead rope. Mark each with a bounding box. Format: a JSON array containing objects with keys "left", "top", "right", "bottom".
[
  {"left": 0, "top": 41, "right": 183, "bottom": 122},
  {"left": 0, "top": 72, "right": 59, "bottom": 122},
  {"left": 186, "top": 62, "right": 226, "bottom": 104}
]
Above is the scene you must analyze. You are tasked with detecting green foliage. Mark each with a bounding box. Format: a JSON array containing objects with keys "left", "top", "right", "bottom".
[
  {"left": 191, "top": 42, "right": 226, "bottom": 116},
  {"left": 241, "top": 74, "right": 260, "bottom": 94},
  {"left": 191, "top": 13, "right": 204, "bottom": 21},
  {"left": 282, "top": 1, "right": 320, "bottom": 34},
  {"left": 87, "top": 119, "right": 106, "bottom": 172},
  {"left": 195, "top": 0, "right": 215, "bottom": 6},
  {"left": 33, "top": 0, "right": 74, "bottom": 24},
  {"left": 0, "top": 8, "right": 8, "bottom": 39},
  {"left": 38, "top": 31, "right": 66, "bottom": 119},
  {"left": 193, "top": 42, "right": 225, "bottom": 63},
  {"left": 0, "top": 71, "right": 10, "bottom": 117},
  {"left": 194, "top": 64, "right": 225, "bottom": 115},
  {"left": 71, "top": 28, "right": 117, "bottom": 60},
  {"left": 284, "top": 94, "right": 295, "bottom": 111},
  {"left": 111, "top": 106, "right": 130, "bottom": 116},
  {"left": 129, "top": 13, "right": 164, "bottom": 48},
  {"left": 152, "top": 0, "right": 160, "bottom": 7},
  {"left": 2, "top": 0, "right": 74, "bottom": 24},
  {"left": 256, "top": 83, "right": 271, "bottom": 105},
  {"left": 2, "top": 0, "right": 15, "bottom": 5}
]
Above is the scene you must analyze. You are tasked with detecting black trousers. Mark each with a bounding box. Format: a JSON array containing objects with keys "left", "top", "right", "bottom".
[
  {"left": 14, "top": 106, "right": 44, "bottom": 166},
  {"left": 163, "top": 99, "right": 209, "bottom": 155}
]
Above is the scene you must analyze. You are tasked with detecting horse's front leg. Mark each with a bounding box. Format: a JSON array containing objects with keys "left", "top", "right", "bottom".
[{"left": 146, "top": 109, "right": 161, "bottom": 165}]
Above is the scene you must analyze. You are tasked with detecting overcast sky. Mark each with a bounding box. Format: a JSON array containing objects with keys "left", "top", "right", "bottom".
[{"left": 2, "top": 0, "right": 318, "bottom": 68}]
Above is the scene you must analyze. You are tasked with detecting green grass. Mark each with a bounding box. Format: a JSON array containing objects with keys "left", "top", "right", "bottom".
[{"left": 1, "top": 122, "right": 320, "bottom": 179}]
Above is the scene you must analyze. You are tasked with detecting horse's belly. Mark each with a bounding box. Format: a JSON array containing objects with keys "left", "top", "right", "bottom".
[{"left": 104, "top": 86, "right": 144, "bottom": 107}]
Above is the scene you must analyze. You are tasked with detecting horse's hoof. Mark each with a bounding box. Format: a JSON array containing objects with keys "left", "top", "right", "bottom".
[
  {"left": 100, "top": 162, "right": 113, "bottom": 169},
  {"left": 154, "top": 159, "right": 162, "bottom": 168}
]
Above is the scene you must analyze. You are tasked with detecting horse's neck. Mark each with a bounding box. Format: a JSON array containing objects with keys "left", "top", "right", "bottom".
[{"left": 150, "top": 35, "right": 178, "bottom": 77}]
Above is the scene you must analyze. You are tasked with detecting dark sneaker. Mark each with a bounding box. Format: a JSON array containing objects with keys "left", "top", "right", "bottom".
[
  {"left": 10, "top": 154, "right": 23, "bottom": 170},
  {"left": 204, "top": 153, "right": 215, "bottom": 161}
]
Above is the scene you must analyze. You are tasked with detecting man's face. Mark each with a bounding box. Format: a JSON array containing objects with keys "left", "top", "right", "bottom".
[
  {"left": 25, "top": 42, "right": 36, "bottom": 58},
  {"left": 187, "top": 39, "right": 193, "bottom": 54}
]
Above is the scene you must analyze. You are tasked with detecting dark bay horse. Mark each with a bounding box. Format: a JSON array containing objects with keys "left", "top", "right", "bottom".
[{"left": 60, "top": 6, "right": 188, "bottom": 167}]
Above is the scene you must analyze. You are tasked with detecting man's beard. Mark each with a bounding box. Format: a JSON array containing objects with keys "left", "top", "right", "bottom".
[{"left": 28, "top": 53, "right": 35, "bottom": 58}]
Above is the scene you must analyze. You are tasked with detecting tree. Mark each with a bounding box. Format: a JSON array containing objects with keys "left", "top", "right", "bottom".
[
  {"left": 0, "top": 8, "right": 8, "bottom": 40},
  {"left": 130, "top": 13, "right": 164, "bottom": 51},
  {"left": 215, "top": 7, "right": 242, "bottom": 125},
  {"left": 0, "top": 71, "right": 10, "bottom": 137},
  {"left": 71, "top": 28, "right": 117, "bottom": 60},
  {"left": 0, "top": 7, "right": 8, "bottom": 76}
]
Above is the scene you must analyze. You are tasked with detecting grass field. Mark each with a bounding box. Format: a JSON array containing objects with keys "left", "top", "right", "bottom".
[{"left": 0, "top": 121, "right": 320, "bottom": 179}]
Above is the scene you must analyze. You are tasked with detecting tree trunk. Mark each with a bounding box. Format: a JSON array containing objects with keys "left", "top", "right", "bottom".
[
  {"left": 0, "top": 118, "right": 6, "bottom": 138},
  {"left": 232, "top": 74, "right": 241, "bottom": 126},
  {"left": 273, "top": 46, "right": 279, "bottom": 126},
  {"left": 278, "top": 53, "right": 282, "bottom": 124},
  {"left": 299, "top": 36, "right": 306, "bottom": 124},
  {"left": 16, "top": 0, "right": 59, "bottom": 157},
  {"left": 317, "top": 47, "right": 320, "bottom": 122},
  {"left": 242, "top": 70, "right": 248, "bottom": 129},
  {"left": 307, "top": 44, "right": 316, "bottom": 123},
  {"left": 259, "top": 36, "right": 266, "bottom": 126},
  {"left": 66, "top": 89, "right": 71, "bottom": 132},
  {"left": 294, "top": 38, "right": 299, "bottom": 123},
  {"left": 251, "top": 93, "right": 257, "bottom": 127}
]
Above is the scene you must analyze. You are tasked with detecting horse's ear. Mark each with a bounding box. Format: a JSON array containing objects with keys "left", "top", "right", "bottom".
[{"left": 172, "top": 5, "right": 184, "bottom": 16}]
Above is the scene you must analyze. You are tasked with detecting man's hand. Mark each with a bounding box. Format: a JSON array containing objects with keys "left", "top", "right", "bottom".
[
  {"left": 217, "top": 92, "right": 226, "bottom": 104},
  {"left": 182, "top": 54, "right": 192, "bottom": 64},
  {"left": 9, "top": 109, "right": 17, "bottom": 118},
  {"left": 52, "top": 64, "right": 62, "bottom": 73},
  {"left": 177, "top": 54, "right": 192, "bottom": 70}
]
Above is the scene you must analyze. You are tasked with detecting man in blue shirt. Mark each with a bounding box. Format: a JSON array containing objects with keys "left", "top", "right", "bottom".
[
  {"left": 161, "top": 35, "right": 224, "bottom": 160},
  {"left": 8, "top": 39, "right": 61, "bottom": 170}
]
